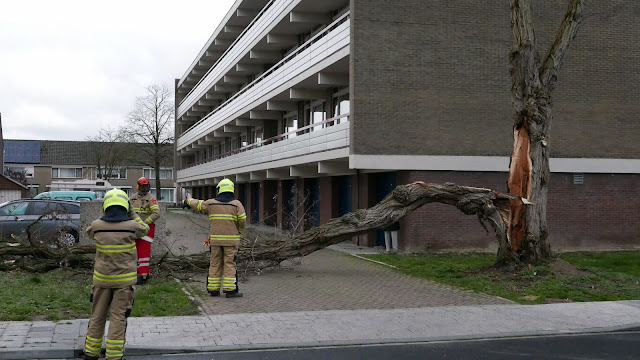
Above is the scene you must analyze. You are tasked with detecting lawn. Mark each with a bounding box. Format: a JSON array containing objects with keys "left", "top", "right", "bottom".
[
  {"left": 362, "top": 251, "right": 640, "bottom": 304},
  {"left": 0, "top": 269, "right": 201, "bottom": 321}
]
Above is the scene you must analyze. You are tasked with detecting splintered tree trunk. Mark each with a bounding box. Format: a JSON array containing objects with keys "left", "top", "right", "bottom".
[{"left": 506, "top": 0, "right": 585, "bottom": 264}]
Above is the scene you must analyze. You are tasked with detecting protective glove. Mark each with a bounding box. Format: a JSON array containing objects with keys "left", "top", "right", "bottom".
[{"left": 203, "top": 236, "right": 211, "bottom": 247}]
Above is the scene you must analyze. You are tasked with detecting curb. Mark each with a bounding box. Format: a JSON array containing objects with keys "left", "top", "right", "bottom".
[{"left": 4, "top": 322, "right": 640, "bottom": 360}]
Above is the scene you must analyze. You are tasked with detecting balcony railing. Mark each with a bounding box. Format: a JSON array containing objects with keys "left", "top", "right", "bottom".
[
  {"left": 178, "top": 0, "right": 299, "bottom": 118},
  {"left": 177, "top": 12, "right": 351, "bottom": 149},
  {"left": 178, "top": 0, "right": 276, "bottom": 96},
  {"left": 182, "top": 113, "right": 349, "bottom": 169},
  {"left": 177, "top": 113, "right": 350, "bottom": 181}
]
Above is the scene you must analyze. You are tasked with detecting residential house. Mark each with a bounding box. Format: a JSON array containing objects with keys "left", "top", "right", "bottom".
[{"left": 3, "top": 139, "right": 176, "bottom": 202}]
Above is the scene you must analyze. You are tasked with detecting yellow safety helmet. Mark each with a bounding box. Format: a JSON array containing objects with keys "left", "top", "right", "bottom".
[
  {"left": 217, "top": 178, "right": 235, "bottom": 194},
  {"left": 103, "top": 188, "right": 130, "bottom": 212}
]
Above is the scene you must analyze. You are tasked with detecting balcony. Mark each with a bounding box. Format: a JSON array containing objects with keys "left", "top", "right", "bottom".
[
  {"left": 177, "top": 114, "right": 349, "bottom": 183},
  {"left": 177, "top": 12, "right": 350, "bottom": 151},
  {"left": 178, "top": 0, "right": 300, "bottom": 119}
]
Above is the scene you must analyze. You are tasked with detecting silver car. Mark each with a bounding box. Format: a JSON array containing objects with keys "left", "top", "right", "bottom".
[{"left": 0, "top": 199, "right": 81, "bottom": 246}]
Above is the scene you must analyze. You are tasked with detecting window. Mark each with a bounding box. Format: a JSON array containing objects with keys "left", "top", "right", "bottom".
[
  {"left": 0, "top": 201, "right": 29, "bottom": 216},
  {"left": 283, "top": 112, "right": 298, "bottom": 139},
  {"left": 143, "top": 168, "right": 173, "bottom": 180},
  {"left": 312, "top": 103, "right": 326, "bottom": 129},
  {"left": 52, "top": 168, "right": 82, "bottom": 178},
  {"left": 251, "top": 128, "right": 263, "bottom": 145},
  {"left": 100, "top": 168, "right": 127, "bottom": 179},
  {"left": 4, "top": 166, "right": 34, "bottom": 178},
  {"left": 149, "top": 188, "right": 175, "bottom": 202},
  {"left": 31, "top": 201, "right": 58, "bottom": 215},
  {"left": 304, "top": 100, "right": 326, "bottom": 132},
  {"left": 332, "top": 88, "right": 350, "bottom": 124}
]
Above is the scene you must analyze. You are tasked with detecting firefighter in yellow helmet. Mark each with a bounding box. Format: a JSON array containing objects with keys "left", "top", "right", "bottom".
[
  {"left": 129, "top": 176, "right": 160, "bottom": 284},
  {"left": 84, "top": 189, "right": 149, "bottom": 360},
  {"left": 185, "top": 178, "right": 246, "bottom": 297}
]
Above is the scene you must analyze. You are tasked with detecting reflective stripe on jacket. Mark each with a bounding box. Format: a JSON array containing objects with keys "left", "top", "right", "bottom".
[
  {"left": 87, "top": 219, "right": 148, "bottom": 287},
  {"left": 188, "top": 198, "right": 246, "bottom": 246},
  {"left": 130, "top": 192, "right": 161, "bottom": 225}
]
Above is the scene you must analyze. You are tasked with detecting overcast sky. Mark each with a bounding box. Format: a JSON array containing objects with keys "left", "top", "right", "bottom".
[{"left": 0, "top": 0, "right": 235, "bottom": 141}]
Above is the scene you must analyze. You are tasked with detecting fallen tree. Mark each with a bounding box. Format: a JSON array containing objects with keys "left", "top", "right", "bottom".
[{"left": 1, "top": 182, "right": 529, "bottom": 273}]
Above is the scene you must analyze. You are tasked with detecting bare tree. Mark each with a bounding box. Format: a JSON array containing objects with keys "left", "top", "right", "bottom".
[
  {"left": 3, "top": 168, "right": 28, "bottom": 186},
  {"left": 86, "top": 127, "right": 132, "bottom": 181},
  {"left": 127, "top": 84, "right": 175, "bottom": 199},
  {"left": 505, "top": 0, "right": 585, "bottom": 264}
]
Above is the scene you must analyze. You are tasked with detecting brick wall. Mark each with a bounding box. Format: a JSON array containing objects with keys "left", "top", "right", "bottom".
[
  {"left": 400, "top": 171, "right": 640, "bottom": 253},
  {"left": 351, "top": 0, "right": 640, "bottom": 158}
]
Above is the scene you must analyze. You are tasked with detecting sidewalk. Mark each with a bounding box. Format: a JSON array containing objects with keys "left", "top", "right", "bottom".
[{"left": 1, "top": 301, "right": 640, "bottom": 359}]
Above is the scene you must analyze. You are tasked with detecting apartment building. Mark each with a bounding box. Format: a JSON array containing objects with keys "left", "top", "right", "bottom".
[
  {"left": 175, "top": 0, "right": 640, "bottom": 252},
  {"left": 3, "top": 139, "right": 176, "bottom": 202}
]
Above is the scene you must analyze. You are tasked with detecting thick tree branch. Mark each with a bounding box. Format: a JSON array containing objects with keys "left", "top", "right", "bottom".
[
  {"left": 539, "top": 0, "right": 586, "bottom": 92},
  {"left": 2, "top": 183, "right": 528, "bottom": 272},
  {"left": 235, "top": 182, "right": 527, "bottom": 270}
]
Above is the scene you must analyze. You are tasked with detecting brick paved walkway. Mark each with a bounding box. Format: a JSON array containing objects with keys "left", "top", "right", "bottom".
[{"left": 188, "top": 248, "right": 511, "bottom": 315}]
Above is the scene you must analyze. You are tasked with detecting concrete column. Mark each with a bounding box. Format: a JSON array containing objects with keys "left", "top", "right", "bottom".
[
  {"left": 357, "top": 172, "right": 377, "bottom": 247},
  {"left": 296, "top": 178, "right": 305, "bottom": 233},
  {"left": 276, "top": 180, "right": 284, "bottom": 229},
  {"left": 282, "top": 180, "right": 295, "bottom": 230},
  {"left": 319, "top": 176, "right": 336, "bottom": 224},
  {"left": 396, "top": 171, "right": 410, "bottom": 252},
  {"left": 262, "top": 180, "right": 278, "bottom": 226},
  {"left": 245, "top": 183, "right": 253, "bottom": 224}
]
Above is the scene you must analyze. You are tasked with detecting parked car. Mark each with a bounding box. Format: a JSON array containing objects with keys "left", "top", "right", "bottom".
[
  {"left": 0, "top": 199, "right": 81, "bottom": 246},
  {"left": 34, "top": 191, "right": 98, "bottom": 202}
]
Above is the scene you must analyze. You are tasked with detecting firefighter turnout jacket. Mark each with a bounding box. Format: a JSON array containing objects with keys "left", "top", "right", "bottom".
[
  {"left": 130, "top": 192, "right": 160, "bottom": 225},
  {"left": 87, "top": 219, "right": 149, "bottom": 287},
  {"left": 187, "top": 197, "right": 246, "bottom": 246}
]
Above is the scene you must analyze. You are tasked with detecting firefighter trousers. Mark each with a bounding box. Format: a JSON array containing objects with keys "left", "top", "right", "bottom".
[
  {"left": 208, "top": 245, "right": 238, "bottom": 292},
  {"left": 84, "top": 286, "right": 135, "bottom": 360},
  {"left": 135, "top": 223, "right": 154, "bottom": 275}
]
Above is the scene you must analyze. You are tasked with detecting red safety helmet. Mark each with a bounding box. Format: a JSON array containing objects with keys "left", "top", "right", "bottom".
[
  {"left": 137, "top": 177, "right": 150, "bottom": 191},
  {"left": 138, "top": 177, "right": 150, "bottom": 185}
]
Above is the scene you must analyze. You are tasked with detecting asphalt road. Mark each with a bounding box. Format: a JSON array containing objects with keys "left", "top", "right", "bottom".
[{"left": 124, "top": 331, "right": 640, "bottom": 360}]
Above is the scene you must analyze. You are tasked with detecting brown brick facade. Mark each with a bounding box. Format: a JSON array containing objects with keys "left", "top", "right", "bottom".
[
  {"left": 192, "top": 169, "right": 639, "bottom": 253},
  {"left": 351, "top": 0, "right": 640, "bottom": 158},
  {"left": 399, "top": 171, "right": 640, "bottom": 253}
]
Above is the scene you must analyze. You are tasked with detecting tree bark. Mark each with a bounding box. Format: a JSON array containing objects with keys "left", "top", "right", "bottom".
[
  {"left": 236, "top": 182, "right": 525, "bottom": 270},
  {"left": 507, "top": 0, "right": 585, "bottom": 264}
]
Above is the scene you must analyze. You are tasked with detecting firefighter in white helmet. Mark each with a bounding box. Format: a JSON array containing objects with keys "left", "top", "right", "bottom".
[
  {"left": 84, "top": 189, "right": 148, "bottom": 360},
  {"left": 129, "top": 176, "right": 160, "bottom": 284},
  {"left": 185, "top": 178, "right": 246, "bottom": 297}
]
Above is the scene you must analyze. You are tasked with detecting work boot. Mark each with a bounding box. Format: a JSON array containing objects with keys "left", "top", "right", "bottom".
[
  {"left": 136, "top": 274, "right": 149, "bottom": 285},
  {"left": 209, "top": 290, "right": 220, "bottom": 297},
  {"left": 84, "top": 355, "right": 99, "bottom": 360},
  {"left": 225, "top": 290, "right": 243, "bottom": 298}
]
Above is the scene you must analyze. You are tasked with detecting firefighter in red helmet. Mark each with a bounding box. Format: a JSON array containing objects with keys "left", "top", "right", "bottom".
[{"left": 129, "top": 177, "right": 160, "bottom": 284}]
